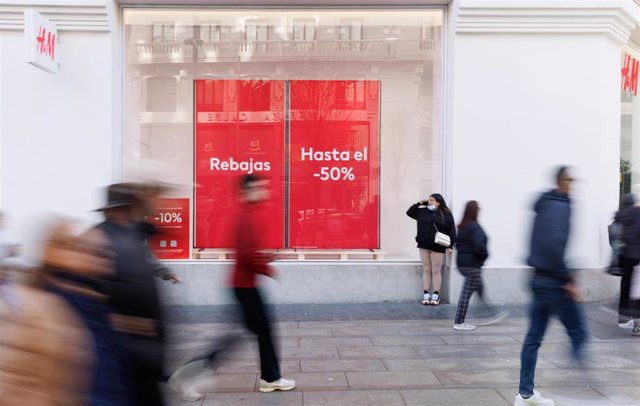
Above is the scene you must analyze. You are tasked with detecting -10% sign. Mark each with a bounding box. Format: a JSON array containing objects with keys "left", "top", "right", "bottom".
[{"left": 157, "top": 212, "right": 183, "bottom": 223}]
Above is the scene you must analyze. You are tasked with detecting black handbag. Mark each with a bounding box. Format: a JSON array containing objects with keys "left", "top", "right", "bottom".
[{"left": 607, "top": 253, "right": 625, "bottom": 276}]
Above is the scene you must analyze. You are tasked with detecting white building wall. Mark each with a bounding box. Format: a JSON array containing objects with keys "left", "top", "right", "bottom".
[
  {"left": 448, "top": 0, "right": 638, "bottom": 304},
  {"left": 1, "top": 0, "right": 639, "bottom": 304},
  {"left": 0, "top": 2, "right": 113, "bottom": 245}
]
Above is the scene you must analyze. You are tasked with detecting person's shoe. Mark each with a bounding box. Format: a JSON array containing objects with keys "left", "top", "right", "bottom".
[
  {"left": 422, "top": 293, "right": 431, "bottom": 305},
  {"left": 453, "top": 322, "right": 476, "bottom": 331},
  {"left": 632, "top": 324, "right": 640, "bottom": 336},
  {"left": 176, "top": 386, "right": 203, "bottom": 402},
  {"left": 430, "top": 293, "right": 440, "bottom": 305},
  {"left": 618, "top": 319, "right": 634, "bottom": 329},
  {"left": 167, "top": 359, "right": 208, "bottom": 401},
  {"left": 259, "top": 377, "right": 296, "bottom": 393},
  {"left": 514, "top": 390, "right": 554, "bottom": 406},
  {"left": 476, "top": 310, "right": 511, "bottom": 326}
]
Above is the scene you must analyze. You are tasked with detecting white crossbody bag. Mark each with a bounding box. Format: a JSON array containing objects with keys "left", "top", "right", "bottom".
[{"left": 433, "top": 223, "right": 451, "bottom": 247}]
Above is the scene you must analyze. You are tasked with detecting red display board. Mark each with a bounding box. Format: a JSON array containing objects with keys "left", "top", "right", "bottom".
[
  {"left": 194, "top": 80, "right": 285, "bottom": 249},
  {"left": 148, "top": 198, "right": 190, "bottom": 260},
  {"left": 289, "top": 80, "right": 380, "bottom": 249}
]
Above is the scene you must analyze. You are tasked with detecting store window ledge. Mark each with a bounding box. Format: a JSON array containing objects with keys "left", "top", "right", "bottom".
[{"left": 193, "top": 249, "right": 385, "bottom": 261}]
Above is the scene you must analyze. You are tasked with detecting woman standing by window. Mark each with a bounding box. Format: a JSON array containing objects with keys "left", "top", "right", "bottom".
[{"left": 407, "top": 193, "right": 456, "bottom": 305}]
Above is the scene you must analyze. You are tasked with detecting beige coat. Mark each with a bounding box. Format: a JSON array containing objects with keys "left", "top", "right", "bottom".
[{"left": 0, "top": 283, "right": 92, "bottom": 406}]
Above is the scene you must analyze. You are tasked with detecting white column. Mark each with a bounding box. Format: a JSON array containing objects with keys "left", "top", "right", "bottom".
[{"left": 448, "top": 0, "right": 640, "bottom": 303}]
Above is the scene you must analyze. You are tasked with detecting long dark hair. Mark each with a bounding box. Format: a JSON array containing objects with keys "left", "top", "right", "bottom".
[
  {"left": 458, "top": 200, "right": 479, "bottom": 229},
  {"left": 430, "top": 193, "right": 451, "bottom": 214}
]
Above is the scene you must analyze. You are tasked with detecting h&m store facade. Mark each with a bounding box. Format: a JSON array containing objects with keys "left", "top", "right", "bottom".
[{"left": 2, "top": 0, "right": 640, "bottom": 304}]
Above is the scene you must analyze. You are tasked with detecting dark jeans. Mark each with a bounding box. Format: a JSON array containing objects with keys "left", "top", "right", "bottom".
[
  {"left": 518, "top": 275, "right": 588, "bottom": 397},
  {"left": 234, "top": 287, "right": 281, "bottom": 382}
]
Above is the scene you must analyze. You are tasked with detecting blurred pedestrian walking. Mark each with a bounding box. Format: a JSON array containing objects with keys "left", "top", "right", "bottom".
[
  {"left": 453, "top": 201, "right": 509, "bottom": 331},
  {"left": 407, "top": 193, "right": 456, "bottom": 306},
  {"left": 232, "top": 174, "right": 295, "bottom": 393},
  {"left": 94, "top": 183, "right": 172, "bottom": 406},
  {"left": 515, "top": 166, "right": 587, "bottom": 406},
  {"left": 610, "top": 193, "right": 640, "bottom": 332},
  {"left": 0, "top": 219, "right": 116, "bottom": 406}
]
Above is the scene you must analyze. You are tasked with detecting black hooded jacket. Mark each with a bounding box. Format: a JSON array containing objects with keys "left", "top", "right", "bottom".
[{"left": 406, "top": 203, "right": 456, "bottom": 253}]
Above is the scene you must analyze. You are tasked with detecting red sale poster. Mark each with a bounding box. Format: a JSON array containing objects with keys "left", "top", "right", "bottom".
[
  {"left": 194, "top": 80, "right": 285, "bottom": 249},
  {"left": 288, "top": 80, "right": 380, "bottom": 249},
  {"left": 148, "top": 198, "right": 190, "bottom": 260}
]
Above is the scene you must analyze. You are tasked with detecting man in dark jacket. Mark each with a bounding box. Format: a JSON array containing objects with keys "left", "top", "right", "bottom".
[
  {"left": 515, "top": 167, "right": 588, "bottom": 406},
  {"left": 95, "top": 183, "right": 175, "bottom": 406}
]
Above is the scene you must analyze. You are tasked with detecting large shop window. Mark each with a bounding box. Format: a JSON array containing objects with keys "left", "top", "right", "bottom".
[{"left": 124, "top": 9, "right": 444, "bottom": 260}]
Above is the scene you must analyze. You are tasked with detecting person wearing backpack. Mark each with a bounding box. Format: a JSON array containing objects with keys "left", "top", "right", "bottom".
[
  {"left": 609, "top": 194, "right": 636, "bottom": 328},
  {"left": 613, "top": 193, "right": 640, "bottom": 334}
]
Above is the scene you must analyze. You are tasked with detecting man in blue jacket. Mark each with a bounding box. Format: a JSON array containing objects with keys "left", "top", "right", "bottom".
[{"left": 514, "top": 167, "right": 588, "bottom": 406}]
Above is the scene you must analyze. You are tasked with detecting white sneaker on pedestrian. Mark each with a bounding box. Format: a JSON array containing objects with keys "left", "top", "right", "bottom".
[
  {"left": 453, "top": 322, "right": 476, "bottom": 331},
  {"left": 167, "top": 359, "right": 208, "bottom": 401},
  {"left": 430, "top": 293, "right": 440, "bottom": 305},
  {"left": 514, "top": 390, "right": 554, "bottom": 406},
  {"left": 632, "top": 324, "right": 640, "bottom": 336},
  {"left": 422, "top": 293, "right": 431, "bottom": 305},
  {"left": 259, "top": 377, "right": 296, "bottom": 393},
  {"left": 476, "top": 310, "right": 511, "bottom": 326},
  {"left": 618, "top": 320, "right": 634, "bottom": 329},
  {"left": 176, "top": 386, "right": 203, "bottom": 402}
]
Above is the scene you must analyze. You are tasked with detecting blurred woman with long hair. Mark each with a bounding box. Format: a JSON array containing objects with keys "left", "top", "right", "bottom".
[{"left": 453, "top": 201, "right": 508, "bottom": 330}]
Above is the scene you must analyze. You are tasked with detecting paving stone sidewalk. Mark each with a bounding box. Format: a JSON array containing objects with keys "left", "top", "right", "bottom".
[{"left": 164, "top": 302, "right": 640, "bottom": 406}]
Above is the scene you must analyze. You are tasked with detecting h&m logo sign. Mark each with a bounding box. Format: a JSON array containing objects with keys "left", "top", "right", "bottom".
[{"left": 24, "top": 10, "right": 58, "bottom": 73}]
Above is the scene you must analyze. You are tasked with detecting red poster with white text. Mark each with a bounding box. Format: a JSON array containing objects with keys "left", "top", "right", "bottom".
[
  {"left": 194, "top": 80, "right": 285, "bottom": 249},
  {"left": 148, "top": 198, "right": 190, "bottom": 260},
  {"left": 288, "top": 80, "right": 380, "bottom": 249}
]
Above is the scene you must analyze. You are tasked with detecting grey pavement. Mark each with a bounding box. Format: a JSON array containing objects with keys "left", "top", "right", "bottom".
[{"left": 164, "top": 301, "right": 640, "bottom": 406}]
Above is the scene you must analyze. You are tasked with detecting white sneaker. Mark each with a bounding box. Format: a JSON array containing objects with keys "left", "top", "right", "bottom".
[
  {"left": 453, "top": 322, "right": 476, "bottom": 331},
  {"left": 177, "top": 386, "right": 203, "bottom": 402},
  {"left": 430, "top": 293, "right": 440, "bottom": 305},
  {"left": 167, "top": 359, "right": 208, "bottom": 401},
  {"left": 422, "top": 293, "right": 431, "bottom": 305},
  {"left": 476, "top": 310, "right": 511, "bottom": 326},
  {"left": 618, "top": 320, "right": 634, "bottom": 329},
  {"left": 259, "top": 377, "right": 296, "bottom": 393},
  {"left": 514, "top": 390, "right": 554, "bottom": 406}
]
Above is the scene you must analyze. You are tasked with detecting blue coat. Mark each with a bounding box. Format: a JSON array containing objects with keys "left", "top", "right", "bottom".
[{"left": 527, "top": 189, "right": 572, "bottom": 282}]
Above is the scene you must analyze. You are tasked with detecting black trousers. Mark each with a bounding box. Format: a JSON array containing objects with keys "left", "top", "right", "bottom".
[
  {"left": 618, "top": 256, "right": 638, "bottom": 322},
  {"left": 233, "top": 287, "right": 281, "bottom": 382},
  {"left": 129, "top": 336, "right": 165, "bottom": 406}
]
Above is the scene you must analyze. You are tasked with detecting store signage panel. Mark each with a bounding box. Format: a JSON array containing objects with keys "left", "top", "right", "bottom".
[
  {"left": 148, "top": 198, "right": 190, "bottom": 260},
  {"left": 622, "top": 52, "right": 639, "bottom": 96},
  {"left": 24, "top": 10, "right": 58, "bottom": 73},
  {"left": 194, "top": 79, "right": 285, "bottom": 249},
  {"left": 288, "top": 80, "right": 380, "bottom": 249}
]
